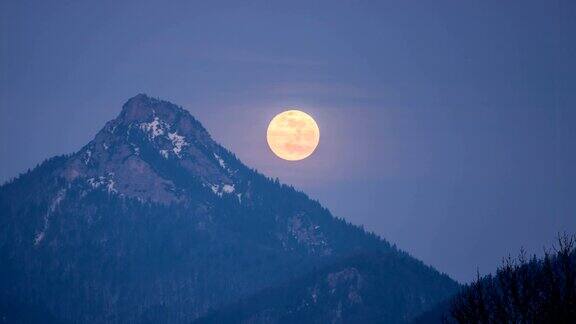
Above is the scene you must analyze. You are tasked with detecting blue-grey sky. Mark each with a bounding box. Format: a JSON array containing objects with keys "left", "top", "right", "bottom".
[{"left": 1, "top": 0, "right": 575, "bottom": 282}]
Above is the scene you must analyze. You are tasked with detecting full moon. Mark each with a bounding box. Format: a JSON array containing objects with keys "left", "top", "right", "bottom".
[{"left": 267, "top": 110, "right": 320, "bottom": 161}]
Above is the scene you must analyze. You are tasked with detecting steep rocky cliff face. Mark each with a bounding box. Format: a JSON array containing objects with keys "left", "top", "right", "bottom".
[{"left": 0, "top": 95, "right": 458, "bottom": 323}]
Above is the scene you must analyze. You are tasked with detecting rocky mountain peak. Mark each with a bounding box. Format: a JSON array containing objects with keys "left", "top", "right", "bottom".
[
  {"left": 60, "top": 94, "right": 239, "bottom": 204},
  {"left": 120, "top": 93, "right": 160, "bottom": 121},
  {"left": 118, "top": 93, "right": 208, "bottom": 137}
]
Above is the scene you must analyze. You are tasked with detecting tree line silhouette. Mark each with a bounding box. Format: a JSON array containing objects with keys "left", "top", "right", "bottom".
[{"left": 448, "top": 234, "right": 576, "bottom": 323}]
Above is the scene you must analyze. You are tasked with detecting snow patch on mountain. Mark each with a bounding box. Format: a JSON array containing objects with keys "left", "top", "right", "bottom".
[
  {"left": 87, "top": 173, "right": 118, "bottom": 194},
  {"left": 214, "top": 153, "right": 227, "bottom": 169},
  {"left": 139, "top": 116, "right": 188, "bottom": 158},
  {"left": 34, "top": 188, "right": 67, "bottom": 245},
  {"left": 84, "top": 149, "right": 92, "bottom": 165},
  {"left": 107, "top": 179, "right": 117, "bottom": 193},
  {"left": 213, "top": 152, "right": 236, "bottom": 174},
  {"left": 168, "top": 132, "right": 188, "bottom": 157},
  {"left": 140, "top": 117, "right": 167, "bottom": 139},
  {"left": 210, "top": 183, "right": 235, "bottom": 197}
]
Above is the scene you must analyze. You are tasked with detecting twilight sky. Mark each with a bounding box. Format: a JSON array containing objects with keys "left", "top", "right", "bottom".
[{"left": 1, "top": 0, "right": 575, "bottom": 283}]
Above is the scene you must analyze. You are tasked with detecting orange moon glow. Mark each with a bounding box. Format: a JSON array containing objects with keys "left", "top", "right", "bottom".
[{"left": 267, "top": 110, "right": 320, "bottom": 161}]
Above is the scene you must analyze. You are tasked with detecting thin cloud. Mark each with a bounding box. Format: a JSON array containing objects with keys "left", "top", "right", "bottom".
[
  {"left": 269, "top": 81, "right": 377, "bottom": 99},
  {"left": 213, "top": 51, "right": 326, "bottom": 67}
]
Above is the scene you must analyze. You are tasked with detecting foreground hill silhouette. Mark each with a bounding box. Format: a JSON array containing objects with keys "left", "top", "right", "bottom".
[
  {"left": 413, "top": 234, "right": 576, "bottom": 324},
  {"left": 448, "top": 234, "right": 576, "bottom": 323},
  {"left": 0, "top": 94, "right": 457, "bottom": 323}
]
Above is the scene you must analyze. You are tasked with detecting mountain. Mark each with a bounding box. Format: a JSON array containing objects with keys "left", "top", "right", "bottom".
[
  {"left": 196, "top": 252, "right": 457, "bottom": 324},
  {"left": 0, "top": 94, "right": 458, "bottom": 323}
]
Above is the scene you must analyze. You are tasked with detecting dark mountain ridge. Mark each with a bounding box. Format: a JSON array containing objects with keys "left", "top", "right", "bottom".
[
  {"left": 196, "top": 251, "right": 458, "bottom": 324},
  {"left": 0, "top": 94, "right": 458, "bottom": 323}
]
